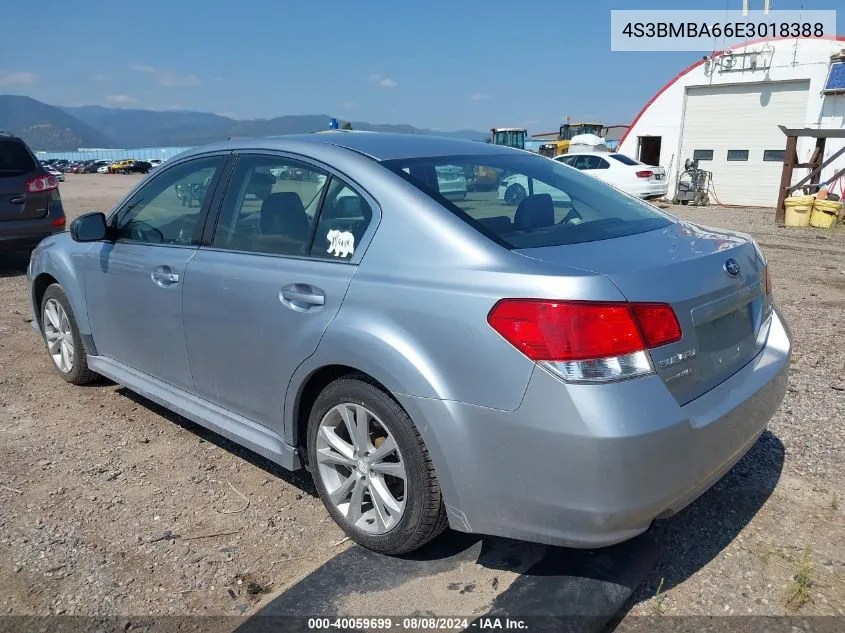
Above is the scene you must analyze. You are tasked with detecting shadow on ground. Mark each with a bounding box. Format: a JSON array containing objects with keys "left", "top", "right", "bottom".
[
  {"left": 113, "top": 385, "right": 784, "bottom": 632},
  {"left": 615, "top": 430, "right": 785, "bottom": 620},
  {"left": 0, "top": 252, "right": 30, "bottom": 278},
  {"left": 115, "top": 387, "right": 316, "bottom": 496}
]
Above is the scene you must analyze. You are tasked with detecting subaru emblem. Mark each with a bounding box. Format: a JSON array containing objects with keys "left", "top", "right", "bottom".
[{"left": 724, "top": 258, "right": 741, "bottom": 277}]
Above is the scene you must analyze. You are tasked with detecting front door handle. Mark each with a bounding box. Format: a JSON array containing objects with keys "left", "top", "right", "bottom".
[
  {"left": 9, "top": 196, "right": 25, "bottom": 205},
  {"left": 151, "top": 267, "right": 180, "bottom": 287},
  {"left": 280, "top": 284, "right": 325, "bottom": 311}
]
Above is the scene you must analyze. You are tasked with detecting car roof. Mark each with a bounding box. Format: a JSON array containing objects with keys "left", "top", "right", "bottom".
[{"left": 179, "top": 132, "right": 523, "bottom": 162}]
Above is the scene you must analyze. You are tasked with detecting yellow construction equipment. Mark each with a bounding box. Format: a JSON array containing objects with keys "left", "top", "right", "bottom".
[
  {"left": 538, "top": 122, "right": 604, "bottom": 158},
  {"left": 490, "top": 128, "right": 526, "bottom": 150}
]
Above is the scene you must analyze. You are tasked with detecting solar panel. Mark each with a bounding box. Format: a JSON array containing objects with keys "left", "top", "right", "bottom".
[{"left": 824, "top": 61, "right": 845, "bottom": 93}]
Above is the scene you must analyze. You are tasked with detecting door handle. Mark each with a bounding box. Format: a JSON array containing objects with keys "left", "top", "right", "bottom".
[
  {"left": 280, "top": 284, "right": 325, "bottom": 311},
  {"left": 151, "top": 267, "right": 180, "bottom": 287},
  {"left": 9, "top": 197, "right": 25, "bottom": 205}
]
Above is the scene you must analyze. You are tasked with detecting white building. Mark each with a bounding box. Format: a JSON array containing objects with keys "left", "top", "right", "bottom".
[{"left": 618, "top": 36, "right": 845, "bottom": 206}]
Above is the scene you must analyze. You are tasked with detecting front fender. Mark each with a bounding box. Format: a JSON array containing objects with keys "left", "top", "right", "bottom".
[{"left": 29, "top": 235, "right": 92, "bottom": 335}]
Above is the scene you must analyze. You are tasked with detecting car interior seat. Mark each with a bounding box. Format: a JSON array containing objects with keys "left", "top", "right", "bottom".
[
  {"left": 514, "top": 193, "right": 554, "bottom": 231},
  {"left": 257, "top": 192, "right": 311, "bottom": 254}
]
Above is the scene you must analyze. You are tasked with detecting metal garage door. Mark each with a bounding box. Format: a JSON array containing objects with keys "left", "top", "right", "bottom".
[{"left": 678, "top": 81, "right": 809, "bottom": 206}]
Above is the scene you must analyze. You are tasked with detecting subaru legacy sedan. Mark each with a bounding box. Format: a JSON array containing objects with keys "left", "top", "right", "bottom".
[{"left": 27, "top": 133, "right": 790, "bottom": 555}]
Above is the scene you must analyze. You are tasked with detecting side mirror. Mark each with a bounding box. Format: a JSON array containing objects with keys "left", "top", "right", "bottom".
[{"left": 70, "top": 212, "right": 109, "bottom": 242}]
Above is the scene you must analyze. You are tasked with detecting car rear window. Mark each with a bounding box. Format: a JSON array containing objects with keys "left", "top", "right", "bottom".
[
  {"left": 0, "top": 139, "right": 37, "bottom": 176},
  {"left": 382, "top": 153, "right": 671, "bottom": 248},
  {"left": 609, "top": 153, "right": 640, "bottom": 166}
]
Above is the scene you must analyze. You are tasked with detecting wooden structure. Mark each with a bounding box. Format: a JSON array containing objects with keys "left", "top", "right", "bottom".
[{"left": 775, "top": 126, "right": 845, "bottom": 226}]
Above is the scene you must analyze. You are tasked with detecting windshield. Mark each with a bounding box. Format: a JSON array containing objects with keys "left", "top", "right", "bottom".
[{"left": 382, "top": 153, "right": 672, "bottom": 249}]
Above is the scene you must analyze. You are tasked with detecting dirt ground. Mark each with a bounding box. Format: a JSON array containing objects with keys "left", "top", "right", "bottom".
[{"left": 0, "top": 174, "right": 843, "bottom": 621}]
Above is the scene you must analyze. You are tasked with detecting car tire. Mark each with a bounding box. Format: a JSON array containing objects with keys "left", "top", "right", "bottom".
[
  {"left": 307, "top": 375, "right": 448, "bottom": 555},
  {"left": 504, "top": 183, "right": 526, "bottom": 206},
  {"left": 40, "top": 284, "right": 97, "bottom": 385}
]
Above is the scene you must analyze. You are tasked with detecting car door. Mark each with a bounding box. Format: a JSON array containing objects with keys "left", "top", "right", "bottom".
[
  {"left": 83, "top": 154, "right": 229, "bottom": 391},
  {"left": 182, "top": 153, "right": 376, "bottom": 432}
]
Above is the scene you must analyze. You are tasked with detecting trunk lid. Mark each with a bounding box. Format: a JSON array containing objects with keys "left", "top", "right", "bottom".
[{"left": 516, "top": 220, "right": 771, "bottom": 404}]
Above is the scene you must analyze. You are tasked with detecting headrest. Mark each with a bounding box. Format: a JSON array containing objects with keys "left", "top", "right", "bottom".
[{"left": 514, "top": 193, "right": 554, "bottom": 231}]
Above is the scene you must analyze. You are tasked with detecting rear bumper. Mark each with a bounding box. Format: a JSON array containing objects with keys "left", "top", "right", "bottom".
[
  {"left": 0, "top": 202, "right": 65, "bottom": 253},
  {"left": 630, "top": 181, "right": 669, "bottom": 199},
  {"left": 398, "top": 308, "right": 791, "bottom": 548},
  {"left": 0, "top": 226, "right": 64, "bottom": 252}
]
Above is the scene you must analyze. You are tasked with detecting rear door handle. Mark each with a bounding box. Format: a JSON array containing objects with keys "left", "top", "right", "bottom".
[
  {"left": 9, "top": 197, "right": 25, "bottom": 205},
  {"left": 151, "top": 267, "right": 180, "bottom": 287},
  {"left": 280, "top": 284, "right": 325, "bottom": 311}
]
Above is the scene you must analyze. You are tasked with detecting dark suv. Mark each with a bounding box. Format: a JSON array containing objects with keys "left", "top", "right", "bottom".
[{"left": 0, "top": 132, "right": 66, "bottom": 253}]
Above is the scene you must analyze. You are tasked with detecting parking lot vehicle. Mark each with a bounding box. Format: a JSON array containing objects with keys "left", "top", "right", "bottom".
[
  {"left": 555, "top": 152, "right": 668, "bottom": 200},
  {"left": 27, "top": 133, "right": 790, "bottom": 555},
  {"left": 45, "top": 165, "right": 65, "bottom": 182},
  {"left": 123, "top": 160, "right": 152, "bottom": 174},
  {"left": 97, "top": 163, "right": 112, "bottom": 174},
  {"left": 109, "top": 159, "right": 135, "bottom": 174},
  {"left": 0, "top": 131, "right": 66, "bottom": 253},
  {"left": 434, "top": 164, "right": 467, "bottom": 200}
]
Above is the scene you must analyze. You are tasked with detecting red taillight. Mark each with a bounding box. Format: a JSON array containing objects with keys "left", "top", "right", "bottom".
[
  {"left": 764, "top": 265, "right": 772, "bottom": 295},
  {"left": 487, "top": 300, "right": 681, "bottom": 362},
  {"left": 635, "top": 170, "right": 653, "bottom": 179},
  {"left": 26, "top": 175, "right": 59, "bottom": 193},
  {"left": 52, "top": 216, "right": 66, "bottom": 227},
  {"left": 630, "top": 303, "right": 682, "bottom": 348}
]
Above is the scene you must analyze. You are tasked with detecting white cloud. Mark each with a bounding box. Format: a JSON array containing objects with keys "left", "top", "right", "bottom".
[
  {"left": 342, "top": 101, "right": 357, "bottom": 110},
  {"left": 369, "top": 73, "right": 397, "bottom": 88},
  {"left": 130, "top": 64, "right": 201, "bottom": 87},
  {"left": 106, "top": 94, "right": 138, "bottom": 105},
  {"left": 0, "top": 70, "right": 38, "bottom": 86},
  {"left": 470, "top": 93, "right": 490, "bottom": 101},
  {"left": 92, "top": 74, "right": 109, "bottom": 82}
]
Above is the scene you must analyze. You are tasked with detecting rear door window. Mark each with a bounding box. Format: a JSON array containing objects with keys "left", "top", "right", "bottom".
[
  {"left": 609, "top": 154, "right": 640, "bottom": 166},
  {"left": 309, "top": 177, "right": 373, "bottom": 260},
  {"left": 0, "top": 139, "right": 37, "bottom": 177},
  {"left": 212, "top": 155, "right": 328, "bottom": 256}
]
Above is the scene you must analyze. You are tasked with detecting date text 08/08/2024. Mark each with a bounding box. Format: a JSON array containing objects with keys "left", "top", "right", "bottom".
[{"left": 306, "top": 617, "right": 528, "bottom": 630}]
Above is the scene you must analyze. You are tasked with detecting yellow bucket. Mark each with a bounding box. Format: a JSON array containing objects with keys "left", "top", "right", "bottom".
[
  {"left": 813, "top": 197, "right": 843, "bottom": 215},
  {"left": 810, "top": 207, "right": 838, "bottom": 229},
  {"left": 784, "top": 195, "right": 814, "bottom": 227}
]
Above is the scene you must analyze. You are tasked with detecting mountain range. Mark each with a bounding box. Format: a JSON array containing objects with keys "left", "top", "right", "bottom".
[{"left": 0, "top": 95, "right": 488, "bottom": 151}]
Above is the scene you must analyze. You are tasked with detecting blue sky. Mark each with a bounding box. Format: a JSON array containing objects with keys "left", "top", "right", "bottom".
[{"left": 2, "top": 0, "right": 842, "bottom": 133}]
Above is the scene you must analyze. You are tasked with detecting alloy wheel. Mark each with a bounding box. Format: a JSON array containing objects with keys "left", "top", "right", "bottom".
[
  {"left": 315, "top": 403, "right": 406, "bottom": 534},
  {"left": 43, "top": 298, "right": 74, "bottom": 374}
]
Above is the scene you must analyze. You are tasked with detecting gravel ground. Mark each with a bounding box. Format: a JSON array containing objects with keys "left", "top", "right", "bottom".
[{"left": 0, "top": 175, "right": 843, "bottom": 621}]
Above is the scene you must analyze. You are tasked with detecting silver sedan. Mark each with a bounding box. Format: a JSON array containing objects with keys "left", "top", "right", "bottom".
[{"left": 27, "top": 132, "right": 790, "bottom": 555}]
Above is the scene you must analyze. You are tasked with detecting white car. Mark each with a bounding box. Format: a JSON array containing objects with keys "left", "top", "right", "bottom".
[
  {"left": 149, "top": 159, "right": 164, "bottom": 171},
  {"left": 435, "top": 165, "right": 468, "bottom": 201},
  {"left": 45, "top": 165, "right": 65, "bottom": 182},
  {"left": 97, "top": 164, "right": 111, "bottom": 174},
  {"left": 555, "top": 152, "right": 668, "bottom": 200}
]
